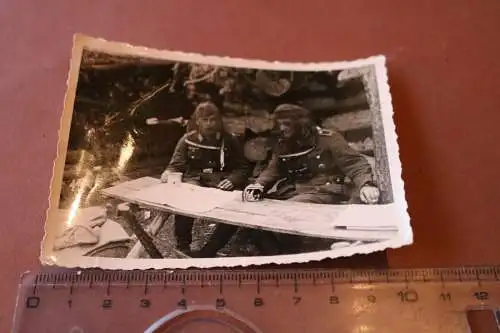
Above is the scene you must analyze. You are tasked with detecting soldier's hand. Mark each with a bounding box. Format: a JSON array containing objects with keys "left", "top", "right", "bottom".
[
  {"left": 243, "top": 183, "right": 264, "bottom": 202},
  {"left": 217, "top": 179, "right": 234, "bottom": 191},
  {"left": 160, "top": 170, "right": 170, "bottom": 183},
  {"left": 360, "top": 185, "right": 380, "bottom": 204}
]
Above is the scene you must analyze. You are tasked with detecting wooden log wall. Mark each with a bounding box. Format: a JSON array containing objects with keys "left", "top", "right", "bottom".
[{"left": 222, "top": 76, "right": 374, "bottom": 159}]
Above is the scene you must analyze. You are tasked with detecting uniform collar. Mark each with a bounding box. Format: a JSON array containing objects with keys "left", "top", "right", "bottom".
[
  {"left": 277, "top": 133, "right": 317, "bottom": 157},
  {"left": 197, "top": 132, "right": 221, "bottom": 142},
  {"left": 186, "top": 131, "right": 223, "bottom": 150},
  {"left": 278, "top": 146, "right": 315, "bottom": 158}
]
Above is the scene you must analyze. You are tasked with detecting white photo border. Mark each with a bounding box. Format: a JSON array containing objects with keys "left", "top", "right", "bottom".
[{"left": 41, "top": 34, "right": 411, "bottom": 269}]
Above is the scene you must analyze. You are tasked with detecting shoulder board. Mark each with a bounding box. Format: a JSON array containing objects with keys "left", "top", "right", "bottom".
[
  {"left": 184, "top": 130, "right": 198, "bottom": 141},
  {"left": 317, "top": 127, "right": 333, "bottom": 136},
  {"left": 230, "top": 133, "right": 243, "bottom": 141}
]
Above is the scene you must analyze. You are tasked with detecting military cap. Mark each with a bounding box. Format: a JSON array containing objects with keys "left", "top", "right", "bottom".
[
  {"left": 193, "top": 101, "right": 221, "bottom": 119},
  {"left": 273, "top": 104, "right": 311, "bottom": 120}
]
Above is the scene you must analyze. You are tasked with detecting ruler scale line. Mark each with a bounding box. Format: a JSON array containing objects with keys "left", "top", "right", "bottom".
[
  {"left": 162, "top": 272, "right": 168, "bottom": 289},
  {"left": 51, "top": 274, "right": 57, "bottom": 289},
  {"left": 106, "top": 275, "right": 111, "bottom": 296},
  {"left": 476, "top": 269, "right": 483, "bottom": 288},
  {"left": 144, "top": 275, "right": 149, "bottom": 295},
  {"left": 31, "top": 274, "right": 38, "bottom": 296}
]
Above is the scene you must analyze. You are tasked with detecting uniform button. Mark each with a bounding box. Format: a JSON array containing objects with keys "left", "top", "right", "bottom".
[
  {"left": 318, "top": 163, "right": 325, "bottom": 169},
  {"left": 325, "top": 182, "right": 331, "bottom": 185},
  {"left": 316, "top": 155, "right": 320, "bottom": 159}
]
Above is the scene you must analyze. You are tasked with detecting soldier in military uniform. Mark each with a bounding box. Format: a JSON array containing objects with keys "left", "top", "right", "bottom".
[
  {"left": 161, "top": 101, "right": 250, "bottom": 257},
  {"left": 243, "top": 104, "right": 380, "bottom": 253}
]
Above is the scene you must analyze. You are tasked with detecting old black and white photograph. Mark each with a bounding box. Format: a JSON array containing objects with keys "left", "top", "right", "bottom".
[{"left": 42, "top": 35, "right": 411, "bottom": 269}]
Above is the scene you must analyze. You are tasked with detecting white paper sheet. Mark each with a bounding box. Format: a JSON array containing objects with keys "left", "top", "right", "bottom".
[{"left": 130, "top": 182, "right": 242, "bottom": 213}]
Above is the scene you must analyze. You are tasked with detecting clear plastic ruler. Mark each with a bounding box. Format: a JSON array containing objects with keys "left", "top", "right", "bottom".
[{"left": 12, "top": 267, "right": 500, "bottom": 332}]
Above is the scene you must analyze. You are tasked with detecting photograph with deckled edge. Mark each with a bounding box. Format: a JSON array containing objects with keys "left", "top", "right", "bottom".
[{"left": 41, "top": 35, "right": 411, "bottom": 269}]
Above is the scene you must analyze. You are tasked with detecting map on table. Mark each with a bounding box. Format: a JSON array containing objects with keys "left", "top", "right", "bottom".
[
  {"left": 102, "top": 177, "right": 398, "bottom": 241},
  {"left": 130, "top": 182, "right": 242, "bottom": 213}
]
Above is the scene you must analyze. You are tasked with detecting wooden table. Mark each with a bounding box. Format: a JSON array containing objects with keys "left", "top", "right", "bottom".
[{"left": 101, "top": 177, "right": 399, "bottom": 257}]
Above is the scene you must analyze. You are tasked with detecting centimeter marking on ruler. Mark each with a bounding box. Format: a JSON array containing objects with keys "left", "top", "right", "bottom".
[{"left": 28, "top": 267, "right": 500, "bottom": 296}]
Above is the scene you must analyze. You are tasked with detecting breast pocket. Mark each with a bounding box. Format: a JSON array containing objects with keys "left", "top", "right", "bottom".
[
  {"left": 188, "top": 146, "right": 221, "bottom": 171},
  {"left": 187, "top": 146, "right": 204, "bottom": 169},
  {"left": 281, "top": 156, "right": 310, "bottom": 179},
  {"left": 308, "top": 151, "right": 330, "bottom": 174}
]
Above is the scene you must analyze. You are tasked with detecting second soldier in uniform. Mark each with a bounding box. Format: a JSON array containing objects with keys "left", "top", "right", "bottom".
[{"left": 243, "top": 104, "right": 380, "bottom": 254}]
